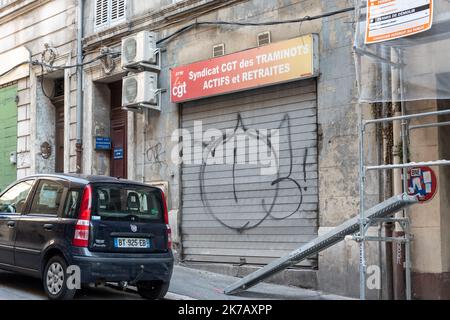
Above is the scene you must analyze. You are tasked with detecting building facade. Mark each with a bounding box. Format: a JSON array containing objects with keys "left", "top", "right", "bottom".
[
  {"left": 79, "top": 0, "right": 383, "bottom": 299},
  {"left": 0, "top": 0, "right": 77, "bottom": 190},
  {"left": 1, "top": 0, "right": 450, "bottom": 299}
]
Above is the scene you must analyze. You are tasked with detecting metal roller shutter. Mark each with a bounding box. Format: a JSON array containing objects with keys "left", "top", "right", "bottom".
[{"left": 181, "top": 80, "right": 318, "bottom": 268}]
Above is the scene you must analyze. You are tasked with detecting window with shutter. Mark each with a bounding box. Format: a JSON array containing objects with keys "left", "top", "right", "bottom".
[
  {"left": 111, "top": 0, "right": 126, "bottom": 22},
  {"left": 95, "top": 0, "right": 108, "bottom": 27},
  {"left": 95, "top": 0, "right": 126, "bottom": 30}
]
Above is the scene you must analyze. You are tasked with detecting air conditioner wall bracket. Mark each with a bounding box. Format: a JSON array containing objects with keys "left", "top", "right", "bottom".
[
  {"left": 123, "top": 48, "right": 162, "bottom": 73},
  {"left": 122, "top": 88, "right": 165, "bottom": 113}
]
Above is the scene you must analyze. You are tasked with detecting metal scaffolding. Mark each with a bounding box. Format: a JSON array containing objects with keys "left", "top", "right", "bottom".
[
  {"left": 353, "top": 0, "right": 450, "bottom": 300},
  {"left": 226, "top": 37, "right": 450, "bottom": 304},
  {"left": 225, "top": 0, "right": 450, "bottom": 300},
  {"left": 357, "top": 101, "right": 450, "bottom": 300},
  {"left": 224, "top": 75, "right": 450, "bottom": 299},
  {"left": 355, "top": 45, "right": 450, "bottom": 300}
]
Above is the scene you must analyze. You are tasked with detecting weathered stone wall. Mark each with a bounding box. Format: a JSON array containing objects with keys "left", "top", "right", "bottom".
[{"left": 0, "top": 0, "right": 77, "bottom": 177}]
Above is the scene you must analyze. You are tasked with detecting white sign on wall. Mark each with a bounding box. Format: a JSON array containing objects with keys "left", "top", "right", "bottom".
[{"left": 365, "top": 0, "right": 434, "bottom": 44}]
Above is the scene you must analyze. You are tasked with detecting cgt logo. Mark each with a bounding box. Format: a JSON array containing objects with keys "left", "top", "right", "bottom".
[{"left": 172, "top": 81, "right": 187, "bottom": 99}]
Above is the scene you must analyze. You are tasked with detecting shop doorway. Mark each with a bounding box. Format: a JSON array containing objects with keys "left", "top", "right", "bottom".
[{"left": 109, "top": 81, "right": 128, "bottom": 179}]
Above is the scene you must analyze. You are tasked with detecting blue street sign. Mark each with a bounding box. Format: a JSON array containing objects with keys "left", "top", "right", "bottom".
[
  {"left": 95, "top": 137, "right": 112, "bottom": 150},
  {"left": 114, "top": 148, "right": 124, "bottom": 160}
]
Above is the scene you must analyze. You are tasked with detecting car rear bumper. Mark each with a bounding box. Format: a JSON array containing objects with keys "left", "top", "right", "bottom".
[{"left": 71, "top": 251, "right": 174, "bottom": 284}]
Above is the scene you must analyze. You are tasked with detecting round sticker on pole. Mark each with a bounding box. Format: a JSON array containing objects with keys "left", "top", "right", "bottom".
[{"left": 407, "top": 166, "right": 437, "bottom": 203}]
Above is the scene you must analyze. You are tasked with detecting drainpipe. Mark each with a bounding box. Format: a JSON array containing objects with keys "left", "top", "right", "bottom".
[
  {"left": 76, "top": 0, "right": 85, "bottom": 174},
  {"left": 372, "top": 48, "right": 384, "bottom": 301},
  {"left": 391, "top": 48, "right": 406, "bottom": 300},
  {"left": 381, "top": 49, "right": 394, "bottom": 301},
  {"left": 142, "top": 109, "right": 148, "bottom": 183},
  {"left": 372, "top": 48, "right": 394, "bottom": 300}
]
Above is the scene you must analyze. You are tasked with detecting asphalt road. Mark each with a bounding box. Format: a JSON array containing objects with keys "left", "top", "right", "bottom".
[
  {"left": 0, "top": 270, "right": 144, "bottom": 300},
  {"left": 0, "top": 265, "right": 350, "bottom": 300}
]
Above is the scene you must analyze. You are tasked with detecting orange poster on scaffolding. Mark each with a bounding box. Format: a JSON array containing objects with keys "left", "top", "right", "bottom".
[{"left": 365, "top": 0, "right": 433, "bottom": 44}]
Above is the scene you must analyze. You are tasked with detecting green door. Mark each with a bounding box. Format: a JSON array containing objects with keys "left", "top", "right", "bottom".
[{"left": 0, "top": 85, "right": 18, "bottom": 192}]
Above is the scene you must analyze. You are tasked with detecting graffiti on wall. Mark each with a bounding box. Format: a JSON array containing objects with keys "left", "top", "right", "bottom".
[
  {"left": 199, "top": 113, "right": 311, "bottom": 233},
  {"left": 146, "top": 141, "right": 167, "bottom": 169}
]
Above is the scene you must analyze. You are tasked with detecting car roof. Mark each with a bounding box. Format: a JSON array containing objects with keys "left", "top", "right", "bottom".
[{"left": 24, "top": 174, "right": 152, "bottom": 187}]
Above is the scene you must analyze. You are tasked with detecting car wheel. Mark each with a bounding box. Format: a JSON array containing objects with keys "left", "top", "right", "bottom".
[
  {"left": 136, "top": 281, "right": 169, "bottom": 300},
  {"left": 43, "top": 255, "right": 77, "bottom": 300}
]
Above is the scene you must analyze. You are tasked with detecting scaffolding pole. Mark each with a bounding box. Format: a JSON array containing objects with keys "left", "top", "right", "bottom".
[
  {"left": 399, "top": 60, "right": 412, "bottom": 301},
  {"left": 358, "top": 101, "right": 366, "bottom": 300}
]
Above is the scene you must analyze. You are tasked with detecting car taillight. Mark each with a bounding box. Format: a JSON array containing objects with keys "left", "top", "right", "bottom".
[
  {"left": 161, "top": 190, "right": 169, "bottom": 225},
  {"left": 161, "top": 191, "right": 172, "bottom": 250},
  {"left": 167, "top": 225, "right": 173, "bottom": 250},
  {"left": 73, "top": 184, "right": 92, "bottom": 247}
]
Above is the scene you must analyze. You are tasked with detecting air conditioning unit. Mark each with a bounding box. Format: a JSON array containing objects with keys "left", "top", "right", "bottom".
[
  {"left": 121, "top": 31, "right": 158, "bottom": 70},
  {"left": 122, "top": 71, "right": 160, "bottom": 111}
]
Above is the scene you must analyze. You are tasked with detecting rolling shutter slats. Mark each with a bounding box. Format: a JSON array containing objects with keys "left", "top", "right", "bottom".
[{"left": 181, "top": 80, "right": 319, "bottom": 267}]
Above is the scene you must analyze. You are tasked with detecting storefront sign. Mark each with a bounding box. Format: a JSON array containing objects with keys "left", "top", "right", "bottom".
[
  {"left": 407, "top": 166, "right": 437, "bottom": 202},
  {"left": 95, "top": 137, "right": 112, "bottom": 151},
  {"left": 365, "top": 0, "right": 433, "bottom": 44},
  {"left": 170, "top": 34, "right": 318, "bottom": 103}
]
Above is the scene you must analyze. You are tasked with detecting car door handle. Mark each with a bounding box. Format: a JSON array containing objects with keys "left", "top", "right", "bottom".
[
  {"left": 43, "top": 224, "right": 54, "bottom": 231},
  {"left": 7, "top": 221, "right": 15, "bottom": 228}
]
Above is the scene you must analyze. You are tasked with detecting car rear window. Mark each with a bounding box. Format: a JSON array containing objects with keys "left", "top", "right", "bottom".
[{"left": 92, "top": 184, "right": 164, "bottom": 222}]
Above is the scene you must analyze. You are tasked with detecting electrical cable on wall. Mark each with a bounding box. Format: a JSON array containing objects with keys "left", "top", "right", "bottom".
[
  {"left": 32, "top": 51, "right": 121, "bottom": 99},
  {"left": 31, "top": 51, "right": 122, "bottom": 70},
  {"left": 3, "top": 5, "right": 355, "bottom": 99},
  {"left": 4, "top": 6, "right": 355, "bottom": 75},
  {"left": 156, "top": 7, "right": 355, "bottom": 44}
]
